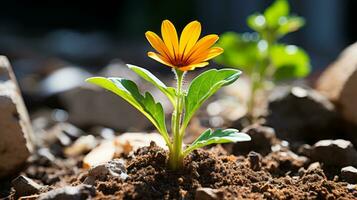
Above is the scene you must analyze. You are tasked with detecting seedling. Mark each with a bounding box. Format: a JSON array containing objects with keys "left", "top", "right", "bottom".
[
  {"left": 86, "top": 20, "right": 250, "bottom": 170},
  {"left": 215, "top": 0, "right": 311, "bottom": 120}
]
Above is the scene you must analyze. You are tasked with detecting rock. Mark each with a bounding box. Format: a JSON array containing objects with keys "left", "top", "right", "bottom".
[
  {"left": 309, "top": 139, "right": 357, "bottom": 167},
  {"left": 316, "top": 42, "right": 357, "bottom": 125},
  {"left": 35, "top": 148, "right": 56, "bottom": 166},
  {"left": 84, "top": 159, "right": 127, "bottom": 185},
  {"left": 0, "top": 56, "right": 34, "bottom": 178},
  {"left": 40, "top": 67, "right": 92, "bottom": 96},
  {"left": 232, "top": 124, "right": 277, "bottom": 155},
  {"left": 341, "top": 166, "right": 357, "bottom": 184},
  {"left": 82, "top": 140, "right": 116, "bottom": 169},
  {"left": 347, "top": 184, "right": 357, "bottom": 192},
  {"left": 89, "top": 126, "right": 116, "bottom": 140},
  {"left": 115, "top": 132, "right": 167, "bottom": 154},
  {"left": 64, "top": 135, "right": 98, "bottom": 157},
  {"left": 59, "top": 85, "right": 151, "bottom": 131},
  {"left": 43, "top": 123, "right": 85, "bottom": 149},
  {"left": 12, "top": 175, "right": 43, "bottom": 197},
  {"left": 307, "top": 162, "right": 321, "bottom": 171},
  {"left": 38, "top": 184, "right": 95, "bottom": 200},
  {"left": 195, "top": 187, "right": 223, "bottom": 200},
  {"left": 264, "top": 150, "right": 308, "bottom": 175},
  {"left": 248, "top": 151, "right": 262, "bottom": 171},
  {"left": 83, "top": 132, "right": 167, "bottom": 168},
  {"left": 265, "top": 86, "right": 339, "bottom": 144}
]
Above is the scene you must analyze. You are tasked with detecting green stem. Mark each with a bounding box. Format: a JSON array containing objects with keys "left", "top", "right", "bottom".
[
  {"left": 169, "top": 69, "right": 185, "bottom": 170},
  {"left": 247, "top": 71, "right": 260, "bottom": 122},
  {"left": 247, "top": 34, "right": 276, "bottom": 123}
]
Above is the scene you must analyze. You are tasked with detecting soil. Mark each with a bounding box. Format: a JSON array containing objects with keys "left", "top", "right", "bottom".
[{"left": 5, "top": 142, "right": 355, "bottom": 200}]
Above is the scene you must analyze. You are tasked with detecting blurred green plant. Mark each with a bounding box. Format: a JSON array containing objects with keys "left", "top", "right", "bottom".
[{"left": 215, "top": 0, "right": 310, "bottom": 120}]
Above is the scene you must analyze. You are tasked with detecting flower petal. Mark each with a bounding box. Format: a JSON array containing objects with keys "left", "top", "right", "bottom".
[
  {"left": 204, "top": 47, "right": 224, "bottom": 61},
  {"left": 189, "top": 47, "right": 224, "bottom": 64},
  {"left": 145, "top": 31, "right": 172, "bottom": 61},
  {"left": 147, "top": 52, "right": 175, "bottom": 68},
  {"left": 179, "top": 21, "right": 201, "bottom": 59},
  {"left": 161, "top": 20, "right": 179, "bottom": 59},
  {"left": 186, "top": 34, "right": 219, "bottom": 63},
  {"left": 179, "top": 62, "right": 209, "bottom": 71}
]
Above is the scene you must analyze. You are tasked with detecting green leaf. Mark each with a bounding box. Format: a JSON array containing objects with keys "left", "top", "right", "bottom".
[
  {"left": 270, "top": 44, "right": 311, "bottom": 81},
  {"left": 86, "top": 77, "right": 171, "bottom": 147},
  {"left": 127, "top": 64, "right": 176, "bottom": 105},
  {"left": 264, "top": 0, "right": 289, "bottom": 28},
  {"left": 277, "top": 16, "right": 305, "bottom": 37},
  {"left": 247, "top": 14, "right": 267, "bottom": 32},
  {"left": 183, "top": 69, "right": 241, "bottom": 128},
  {"left": 214, "top": 32, "right": 261, "bottom": 74},
  {"left": 183, "top": 129, "right": 251, "bottom": 156}
]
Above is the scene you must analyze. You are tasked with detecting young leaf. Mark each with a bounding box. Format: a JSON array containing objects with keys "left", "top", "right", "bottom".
[
  {"left": 86, "top": 77, "right": 171, "bottom": 147},
  {"left": 247, "top": 14, "right": 267, "bottom": 32},
  {"left": 183, "top": 129, "right": 251, "bottom": 156},
  {"left": 270, "top": 44, "right": 310, "bottom": 81},
  {"left": 277, "top": 16, "right": 305, "bottom": 37},
  {"left": 214, "top": 32, "right": 261, "bottom": 75},
  {"left": 127, "top": 64, "right": 176, "bottom": 105},
  {"left": 183, "top": 69, "right": 241, "bottom": 128},
  {"left": 264, "top": 0, "right": 289, "bottom": 28}
]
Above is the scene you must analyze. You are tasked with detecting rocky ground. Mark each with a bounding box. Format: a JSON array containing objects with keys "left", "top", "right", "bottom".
[
  {"left": 1, "top": 123, "right": 357, "bottom": 200},
  {"left": 1, "top": 43, "right": 357, "bottom": 199}
]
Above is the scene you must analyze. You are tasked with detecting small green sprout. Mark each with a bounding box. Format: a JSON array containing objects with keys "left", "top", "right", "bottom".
[
  {"left": 86, "top": 20, "right": 251, "bottom": 170},
  {"left": 215, "top": 0, "right": 311, "bottom": 120}
]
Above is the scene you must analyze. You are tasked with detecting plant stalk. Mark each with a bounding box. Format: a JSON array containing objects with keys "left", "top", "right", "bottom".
[
  {"left": 247, "top": 34, "right": 276, "bottom": 123},
  {"left": 169, "top": 69, "right": 185, "bottom": 170}
]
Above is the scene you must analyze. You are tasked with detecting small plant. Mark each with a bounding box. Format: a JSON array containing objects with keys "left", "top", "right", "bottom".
[
  {"left": 215, "top": 0, "right": 311, "bottom": 120},
  {"left": 86, "top": 20, "right": 250, "bottom": 170}
]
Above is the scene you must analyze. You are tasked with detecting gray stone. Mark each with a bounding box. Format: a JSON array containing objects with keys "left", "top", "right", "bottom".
[
  {"left": 309, "top": 139, "right": 357, "bottom": 167},
  {"left": 232, "top": 124, "right": 277, "bottom": 155},
  {"left": 39, "top": 184, "right": 95, "bottom": 200},
  {"left": 84, "top": 159, "right": 127, "bottom": 185},
  {"left": 0, "top": 56, "right": 34, "bottom": 178},
  {"left": 12, "top": 175, "right": 43, "bottom": 197},
  {"left": 248, "top": 151, "right": 262, "bottom": 171},
  {"left": 40, "top": 67, "right": 92, "bottom": 96},
  {"left": 59, "top": 85, "right": 151, "bottom": 131},
  {"left": 43, "top": 123, "right": 85, "bottom": 147},
  {"left": 316, "top": 42, "right": 357, "bottom": 125},
  {"left": 341, "top": 166, "right": 357, "bottom": 184},
  {"left": 195, "top": 187, "right": 223, "bottom": 200},
  {"left": 265, "top": 86, "right": 339, "bottom": 144},
  {"left": 307, "top": 162, "right": 321, "bottom": 171}
]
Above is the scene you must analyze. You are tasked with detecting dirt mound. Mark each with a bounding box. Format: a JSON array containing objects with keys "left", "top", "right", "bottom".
[{"left": 90, "top": 143, "right": 356, "bottom": 200}]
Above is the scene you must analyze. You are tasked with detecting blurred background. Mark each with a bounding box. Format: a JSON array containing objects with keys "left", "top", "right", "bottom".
[{"left": 0, "top": 0, "right": 355, "bottom": 113}]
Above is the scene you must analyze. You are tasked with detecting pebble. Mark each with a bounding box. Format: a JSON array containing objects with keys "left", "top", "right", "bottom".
[
  {"left": 195, "top": 187, "right": 223, "bottom": 200},
  {"left": 84, "top": 159, "right": 127, "bottom": 185},
  {"left": 12, "top": 175, "right": 43, "bottom": 197},
  {"left": 233, "top": 124, "right": 277, "bottom": 155},
  {"left": 341, "top": 166, "right": 357, "bottom": 184},
  {"left": 38, "top": 184, "right": 95, "bottom": 200},
  {"left": 248, "top": 151, "right": 262, "bottom": 171},
  {"left": 64, "top": 135, "right": 98, "bottom": 157}
]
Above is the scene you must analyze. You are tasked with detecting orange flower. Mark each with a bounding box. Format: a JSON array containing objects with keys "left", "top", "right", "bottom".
[{"left": 145, "top": 20, "right": 223, "bottom": 71}]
